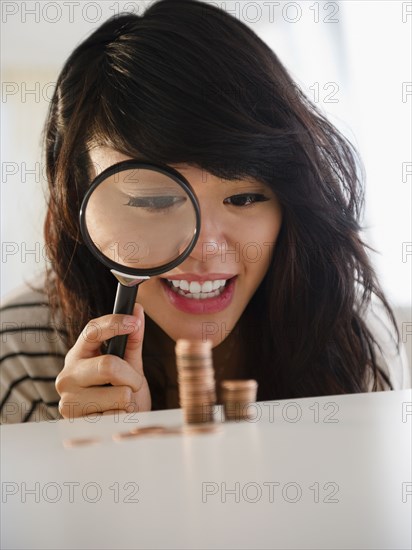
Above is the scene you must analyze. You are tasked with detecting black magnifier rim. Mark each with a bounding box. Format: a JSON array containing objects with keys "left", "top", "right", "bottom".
[{"left": 79, "top": 159, "right": 200, "bottom": 277}]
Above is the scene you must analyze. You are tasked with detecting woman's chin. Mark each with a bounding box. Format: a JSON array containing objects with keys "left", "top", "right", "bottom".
[{"left": 164, "top": 321, "right": 230, "bottom": 348}]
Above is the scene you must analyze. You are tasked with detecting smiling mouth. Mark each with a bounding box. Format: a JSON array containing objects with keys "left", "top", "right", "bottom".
[{"left": 162, "top": 277, "right": 234, "bottom": 300}]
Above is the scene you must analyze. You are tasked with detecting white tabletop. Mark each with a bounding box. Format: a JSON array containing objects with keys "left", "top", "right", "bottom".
[{"left": 1, "top": 389, "right": 411, "bottom": 550}]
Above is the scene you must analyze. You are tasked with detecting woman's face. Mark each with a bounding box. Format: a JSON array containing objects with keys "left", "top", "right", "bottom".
[{"left": 89, "top": 147, "right": 283, "bottom": 347}]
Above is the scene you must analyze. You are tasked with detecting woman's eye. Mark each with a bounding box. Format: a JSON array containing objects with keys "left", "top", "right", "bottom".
[
  {"left": 223, "top": 193, "right": 270, "bottom": 207},
  {"left": 125, "top": 195, "right": 186, "bottom": 211}
]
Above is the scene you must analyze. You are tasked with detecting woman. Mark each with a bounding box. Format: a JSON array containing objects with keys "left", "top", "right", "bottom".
[{"left": 1, "top": 0, "right": 409, "bottom": 424}]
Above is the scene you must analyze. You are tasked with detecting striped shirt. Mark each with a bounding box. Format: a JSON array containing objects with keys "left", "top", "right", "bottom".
[
  {"left": 1, "top": 276, "right": 410, "bottom": 424},
  {"left": 1, "top": 280, "right": 65, "bottom": 423}
]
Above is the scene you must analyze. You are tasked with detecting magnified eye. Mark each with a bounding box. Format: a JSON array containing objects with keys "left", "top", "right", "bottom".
[
  {"left": 125, "top": 195, "right": 187, "bottom": 212},
  {"left": 223, "top": 193, "right": 270, "bottom": 207}
]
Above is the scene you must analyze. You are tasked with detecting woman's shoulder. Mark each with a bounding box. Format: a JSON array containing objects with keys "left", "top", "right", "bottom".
[
  {"left": 1, "top": 274, "right": 50, "bottom": 318},
  {"left": 361, "top": 296, "right": 411, "bottom": 391},
  {"left": 1, "top": 274, "right": 66, "bottom": 423},
  {"left": 0, "top": 273, "right": 67, "bottom": 348}
]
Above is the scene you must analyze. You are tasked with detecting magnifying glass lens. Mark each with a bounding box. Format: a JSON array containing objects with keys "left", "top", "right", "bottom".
[{"left": 84, "top": 167, "right": 198, "bottom": 271}]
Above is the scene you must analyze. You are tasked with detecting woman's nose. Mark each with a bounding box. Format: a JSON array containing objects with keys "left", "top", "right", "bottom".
[{"left": 188, "top": 205, "right": 225, "bottom": 263}]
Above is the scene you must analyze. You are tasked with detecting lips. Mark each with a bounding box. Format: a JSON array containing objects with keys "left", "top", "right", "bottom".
[{"left": 160, "top": 275, "right": 237, "bottom": 314}]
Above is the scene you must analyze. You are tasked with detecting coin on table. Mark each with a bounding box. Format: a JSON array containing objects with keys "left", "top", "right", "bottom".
[
  {"left": 113, "top": 425, "right": 183, "bottom": 441},
  {"left": 63, "top": 437, "right": 102, "bottom": 448},
  {"left": 182, "top": 423, "right": 223, "bottom": 435}
]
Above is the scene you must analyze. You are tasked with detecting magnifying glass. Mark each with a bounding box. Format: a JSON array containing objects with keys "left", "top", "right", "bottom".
[{"left": 80, "top": 160, "right": 200, "bottom": 358}]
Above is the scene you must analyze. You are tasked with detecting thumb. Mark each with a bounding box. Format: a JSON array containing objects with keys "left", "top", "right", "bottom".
[{"left": 123, "top": 303, "right": 145, "bottom": 374}]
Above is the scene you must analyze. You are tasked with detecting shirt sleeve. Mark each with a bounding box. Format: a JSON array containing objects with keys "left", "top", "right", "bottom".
[{"left": 0, "top": 281, "right": 67, "bottom": 424}]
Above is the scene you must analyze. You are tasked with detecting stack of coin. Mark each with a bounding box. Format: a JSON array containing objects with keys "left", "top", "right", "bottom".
[
  {"left": 221, "top": 380, "right": 258, "bottom": 421},
  {"left": 175, "top": 339, "right": 216, "bottom": 424}
]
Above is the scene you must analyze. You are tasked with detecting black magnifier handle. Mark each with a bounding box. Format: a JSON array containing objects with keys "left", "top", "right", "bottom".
[{"left": 107, "top": 282, "right": 139, "bottom": 358}]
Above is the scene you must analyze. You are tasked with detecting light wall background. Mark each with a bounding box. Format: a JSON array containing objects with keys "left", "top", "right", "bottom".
[{"left": 1, "top": 1, "right": 411, "bottom": 316}]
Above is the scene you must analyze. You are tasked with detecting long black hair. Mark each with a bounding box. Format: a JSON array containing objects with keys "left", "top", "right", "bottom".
[{"left": 44, "top": 0, "right": 396, "bottom": 399}]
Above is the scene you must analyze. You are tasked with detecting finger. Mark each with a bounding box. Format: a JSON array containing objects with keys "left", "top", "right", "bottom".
[
  {"left": 58, "top": 385, "right": 138, "bottom": 419},
  {"left": 123, "top": 303, "right": 145, "bottom": 374},
  {"left": 69, "top": 314, "right": 141, "bottom": 360},
  {"left": 56, "top": 354, "right": 145, "bottom": 393}
]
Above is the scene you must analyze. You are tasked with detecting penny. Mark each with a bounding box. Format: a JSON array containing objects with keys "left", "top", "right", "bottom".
[
  {"left": 129, "top": 425, "right": 168, "bottom": 435},
  {"left": 112, "top": 425, "right": 182, "bottom": 441},
  {"left": 63, "top": 437, "right": 101, "bottom": 448},
  {"left": 175, "top": 339, "right": 212, "bottom": 354},
  {"left": 221, "top": 380, "right": 258, "bottom": 391},
  {"left": 112, "top": 431, "right": 140, "bottom": 441}
]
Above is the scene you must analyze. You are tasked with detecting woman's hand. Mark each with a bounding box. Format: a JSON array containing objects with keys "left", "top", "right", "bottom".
[{"left": 56, "top": 303, "right": 151, "bottom": 419}]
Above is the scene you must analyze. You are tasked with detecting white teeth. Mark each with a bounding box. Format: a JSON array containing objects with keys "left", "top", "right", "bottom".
[
  {"left": 176, "top": 290, "right": 221, "bottom": 299},
  {"left": 189, "top": 281, "right": 201, "bottom": 293},
  {"left": 212, "top": 280, "right": 221, "bottom": 291},
  {"left": 166, "top": 278, "right": 230, "bottom": 298},
  {"left": 213, "top": 279, "right": 226, "bottom": 290},
  {"left": 180, "top": 280, "right": 190, "bottom": 291},
  {"left": 202, "top": 281, "right": 213, "bottom": 293}
]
